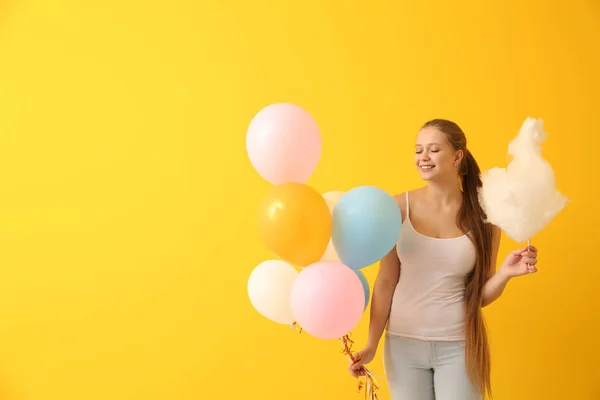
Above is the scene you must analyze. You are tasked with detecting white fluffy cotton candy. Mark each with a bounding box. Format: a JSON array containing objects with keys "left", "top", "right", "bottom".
[{"left": 479, "top": 117, "right": 568, "bottom": 243}]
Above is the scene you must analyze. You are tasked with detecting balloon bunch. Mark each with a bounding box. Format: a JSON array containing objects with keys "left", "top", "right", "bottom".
[{"left": 245, "top": 103, "right": 402, "bottom": 399}]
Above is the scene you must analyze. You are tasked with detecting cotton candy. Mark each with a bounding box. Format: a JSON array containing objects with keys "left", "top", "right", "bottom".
[{"left": 479, "top": 117, "right": 568, "bottom": 243}]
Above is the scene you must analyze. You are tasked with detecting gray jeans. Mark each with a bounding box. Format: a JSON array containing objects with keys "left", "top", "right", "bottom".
[{"left": 383, "top": 334, "right": 482, "bottom": 400}]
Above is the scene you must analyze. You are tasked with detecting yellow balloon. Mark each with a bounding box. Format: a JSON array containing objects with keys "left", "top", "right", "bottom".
[{"left": 257, "top": 182, "right": 332, "bottom": 267}]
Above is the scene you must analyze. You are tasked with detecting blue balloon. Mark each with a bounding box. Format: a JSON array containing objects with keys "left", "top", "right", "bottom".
[
  {"left": 332, "top": 186, "right": 402, "bottom": 270},
  {"left": 354, "top": 270, "right": 370, "bottom": 311}
]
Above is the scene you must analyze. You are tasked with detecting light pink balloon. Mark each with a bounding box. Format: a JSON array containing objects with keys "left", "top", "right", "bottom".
[
  {"left": 246, "top": 103, "right": 322, "bottom": 184},
  {"left": 290, "top": 261, "right": 365, "bottom": 340}
]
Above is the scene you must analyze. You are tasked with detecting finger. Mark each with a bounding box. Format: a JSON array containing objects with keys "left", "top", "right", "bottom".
[
  {"left": 511, "top": 248, "right": 526, "bottom": 256},
  {"left": 522, "top": 257, "right": 538, "bottom": 265},
  {"left": 521, "top": 250, "right": 537, "bottom": 258},
  {"left": 527, "top": 245, "right": 538, "bottom": 252},
  {"left": 351, "top": 362, "right": 363, "bottom": 371},
  {"left": 528, "top": 266, "right": 538, "bottom": 273},
  {"left": 349, "top": 364, "right": 363, "bottom": 378}
]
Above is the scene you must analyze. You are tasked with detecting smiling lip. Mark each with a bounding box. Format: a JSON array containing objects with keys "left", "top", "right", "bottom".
[{"left": 420, "top": 165, "right": 435, "bottom": 171}]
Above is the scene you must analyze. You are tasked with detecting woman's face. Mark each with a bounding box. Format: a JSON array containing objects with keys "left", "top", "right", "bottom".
[{"left": 414, "top": 126, "right": 462, "bottom": 182}]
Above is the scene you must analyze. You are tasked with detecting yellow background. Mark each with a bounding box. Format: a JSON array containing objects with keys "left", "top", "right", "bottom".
[{"left": 0, "top": 0, "right": 598, "bottom": 399}]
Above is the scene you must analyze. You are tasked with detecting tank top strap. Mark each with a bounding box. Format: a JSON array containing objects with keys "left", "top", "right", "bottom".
[{"left": 405, "top": 191, "right": 410, "bottom": 221}]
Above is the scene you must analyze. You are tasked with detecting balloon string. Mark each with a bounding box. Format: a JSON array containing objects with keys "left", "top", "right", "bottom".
[
  {"left": 340, "top": 334, "right": 380, "bottom": 400},
  {"left": 290, "top": 321, "right": 303, "bottom": 334}
]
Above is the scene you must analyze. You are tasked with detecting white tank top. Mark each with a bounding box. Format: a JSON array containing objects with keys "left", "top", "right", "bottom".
[{"left": 386, "top": 192, "right": 477, "bottom": 341}]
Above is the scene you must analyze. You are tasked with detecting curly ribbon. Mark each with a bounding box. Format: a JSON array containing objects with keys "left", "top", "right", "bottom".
[
  {"left": 340, "top": 334, "right": 380, "bottom": 400},
  {"left": 289, "top": 321, "right": 303, "bottom": 334}
]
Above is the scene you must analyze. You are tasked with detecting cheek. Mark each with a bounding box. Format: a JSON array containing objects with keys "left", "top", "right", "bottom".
[
  {"left": 429, "top": 153, "right": 440, "bottom": 162},
  {"left": 433, "top": 153, "right": 453, "bottom": 168}
]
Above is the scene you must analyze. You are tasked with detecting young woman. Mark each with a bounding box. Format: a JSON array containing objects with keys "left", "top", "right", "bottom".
[{"left": 349, "top": 119, "right": 539, "bottom": 400}]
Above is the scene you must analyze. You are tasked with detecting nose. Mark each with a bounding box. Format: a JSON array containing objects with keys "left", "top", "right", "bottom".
[{"left": 420, "top": 152, "right": 431, "bottom": 162}]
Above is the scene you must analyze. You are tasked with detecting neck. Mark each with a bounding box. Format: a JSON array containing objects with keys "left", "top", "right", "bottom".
[{"left": 425, "top": 177, "right": 463, "bottom": 205}]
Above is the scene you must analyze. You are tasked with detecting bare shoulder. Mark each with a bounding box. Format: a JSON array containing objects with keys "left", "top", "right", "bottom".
[
  {"left": 393, "top": 187, "right": 424, "bottom": 222},
  {"left": 392, "top": 193, "right": 406, "bottom": 221}
]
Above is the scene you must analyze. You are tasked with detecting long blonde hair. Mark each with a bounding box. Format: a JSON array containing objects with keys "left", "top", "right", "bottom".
[{"left": 422, "top": 119, "right": 494, "bottom": 398}]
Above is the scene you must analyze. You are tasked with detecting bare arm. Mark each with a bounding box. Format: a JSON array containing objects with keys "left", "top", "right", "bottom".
[
  {"left": 366, "top": 247, "right": 400, "bottom": 348},
  {"left": 482, "top": 225, "right": 509, "bottom": 307},
  {"left": 349, "top": 194, "right": 404, "bottom": 377},
  {"left": 349, "top": 246, "right": 400, "bottom": 377}
]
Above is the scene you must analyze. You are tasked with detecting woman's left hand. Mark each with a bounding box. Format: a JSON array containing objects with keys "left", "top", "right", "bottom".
[{"left": 499, "top": 245, "right": 538, "bottom": 278}]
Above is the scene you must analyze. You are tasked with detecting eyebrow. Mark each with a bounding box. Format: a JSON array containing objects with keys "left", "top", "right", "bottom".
[{"left": 415, "top": 143, "right": 441, "bottom": 147}]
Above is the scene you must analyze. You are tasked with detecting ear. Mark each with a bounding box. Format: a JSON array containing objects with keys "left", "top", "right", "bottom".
[{"left": 454, "top": 149, "right": 464, "bottom": 167}]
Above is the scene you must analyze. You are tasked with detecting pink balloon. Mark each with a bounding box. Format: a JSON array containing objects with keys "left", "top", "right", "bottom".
[
  {"left": 246, "top": 103, "right": 322, "bottom": 184},
  {"left": 290, "top": 261, "right": 365, "bottom": 340}
]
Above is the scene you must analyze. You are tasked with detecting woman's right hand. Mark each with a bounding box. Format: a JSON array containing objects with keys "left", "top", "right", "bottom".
[{"left": 348, "top": 344, "right": 377, "bottom": 378}]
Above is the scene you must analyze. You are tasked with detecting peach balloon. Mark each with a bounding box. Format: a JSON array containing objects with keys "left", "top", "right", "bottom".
[
  {"left": 321, "top": 197, "right": 341, "bottom": 261},
  {"left": 322, "top": 190, "right": 345, "bottom": 205}
]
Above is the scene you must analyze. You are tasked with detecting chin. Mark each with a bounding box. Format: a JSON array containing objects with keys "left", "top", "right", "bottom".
[{"left": 418, "top": 171, "right": 437, "bottom": 181}]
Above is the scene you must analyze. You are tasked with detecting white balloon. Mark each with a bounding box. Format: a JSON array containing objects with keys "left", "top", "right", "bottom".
[{"left": 247, "top": 260, "right": 298, "bottom": 325}]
